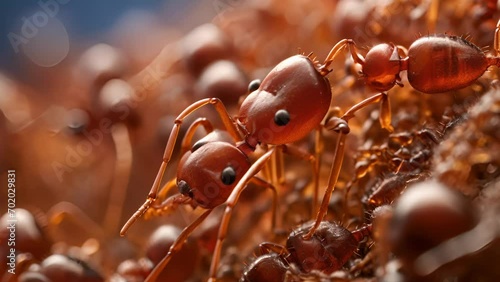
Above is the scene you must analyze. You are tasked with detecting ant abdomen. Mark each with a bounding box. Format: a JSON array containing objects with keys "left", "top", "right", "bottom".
[{"left": 408, "top": 35, "right": 491, "bottom": 93}]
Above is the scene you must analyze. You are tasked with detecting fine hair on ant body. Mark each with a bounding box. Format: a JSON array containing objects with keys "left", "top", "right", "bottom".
[{"left": 120, "top": 19, "right": 500, "bottom": 281}]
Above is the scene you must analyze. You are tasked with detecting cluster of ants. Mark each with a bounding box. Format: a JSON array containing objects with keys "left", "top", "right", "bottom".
[{"left": 2, "top": 0, "right": 500, "bottom": 281}]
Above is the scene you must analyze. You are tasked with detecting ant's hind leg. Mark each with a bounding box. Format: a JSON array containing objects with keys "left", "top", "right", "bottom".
[
  {"left": 495, "top": 19, "right": 500, "bottom": 56},
  {"left": 279, "top": 142, "right": 319, "bottom": 215},
  {"left": 250, "top": 176, "right": 279, "bottom": 233},
  {"left": 379, "top": 93, "right": 394, "bottom": 132},
  {"left": 104, "top": 123, "right": 133, "bottom": 235}
]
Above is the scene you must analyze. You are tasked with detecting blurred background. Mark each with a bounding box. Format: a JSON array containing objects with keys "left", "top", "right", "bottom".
[{"left": 0, "top": 1, "right": 205, "bottom": 74}]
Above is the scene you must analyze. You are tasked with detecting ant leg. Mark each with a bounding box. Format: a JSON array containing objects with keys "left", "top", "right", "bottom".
[
  {"left": 208, "top": 148, "right": 276, "bottom": 281},
  {"left": 275, "top": 147, "right": 285, "bottom": 186},
  {"left": 313, "top": 127, "right": 322, "bottom": 215},
  {"left": 124, "top": 44, "right": 184, "bottom": 118},
  {"left": 315, "top": 94, "right": 389, "bottom": 229},
  {"left": 351, "top": 224, "right": 373, "bottom": 242},
  {"left": 209, "top": 98, "right": 241, "bottom": 141},
  {"left": 144, "top": 209, "right": 213, "bottom": 282},
  {"left": 153, "top": 178, "right": 178, "bottom": 206},
  {"left": 342, "top": 179, "right": 356, "bottom": 221},
  {"left": 341, "top": 92, "right": 394, "bottom": 131},
  {"left": 495, "top": 19, "right": 500, "bottom": 57},
  {"left": 427, "top": 0, "right": 439, "bottom": 33},
  {"left": 304, "top": 119, "right": 349, "bottom": 239},
  {"left": 121, "top": 98, "right": 238, "bottom": 236},
  {"left": 47, "top": 202, "right": 106, "bottom": 242},
  {"left": 180, "top": 117, "right": 214, "bottom": 153},
  {"left": 144, "top": 192, "right": 192, "bottom": 219},
  {"left": 103, "top": 124, "right": 133, "bottom": 235},
  {"left": 341, "top": 92, "right": 386, "bottom": 122},
  {"left": 261, "top": 159, "right": 273, "bottom": 185},
  {"left": 346, "top": 40, "right": 366, "bottom": 66},
  {"left": 128, "top": 43, "right": 180, "bottom": 99},
  {"left": 267, "top": 146, "right": 286, "bottom": 189},
  {"left": 279, "top": 143, "right": 318, "bottom": 214},
  {"left": 350, "top": 250, "right": 375, "bottom": 274},
  {"left": 321, "top": 39, "right": 352, "bottom": 73},
  {"left": 250, "top": 176, "right": 279, "bottom": 232},
  {"left": 258, "top": 146, "right": 282, "bottom": 202},
  {"left": 379, "top": 93, "right": 394, "bottom": 132}
]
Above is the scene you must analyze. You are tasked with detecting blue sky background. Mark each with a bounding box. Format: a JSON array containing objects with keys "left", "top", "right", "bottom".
[{"left": 0, "top": 1, "right": 201, "bottom": 76}]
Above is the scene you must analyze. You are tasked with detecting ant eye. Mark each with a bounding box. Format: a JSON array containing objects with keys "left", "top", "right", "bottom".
[
  {"left": 221, "top": 166, "right": 236, "bottom": 185},
  {"left": 274, "top": 109, "right": 290, "bottom": 126},
  {"left": 177, "top": 180, "right": 194, "bottom": 198},
  {"left": 248, "top": 79, "right": 261, "bottom": 93},
  {"left": 192, "top": 140, "right": 207, "bottom": 152}
]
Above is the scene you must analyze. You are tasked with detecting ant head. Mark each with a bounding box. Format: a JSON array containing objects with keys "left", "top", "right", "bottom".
[
  {"left": 238, "top": 55, "right": 331, "bottom": 146},
  {"left": 362, "top": 43, "right": 401, "bottom": 92},
  {"left": 286, "top": 221, "right": 358, "bottom": 274},
  {"left": 176, "top": 141, "right": 251, "bottom": 209},
  {"left": 242, "top": 253, "right": 288, "bottom": 281}
]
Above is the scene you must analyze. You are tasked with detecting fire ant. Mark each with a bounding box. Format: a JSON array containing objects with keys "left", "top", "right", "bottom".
[
  {"left": 339, "top": 19, "right": 500, "bottom": 133},
  {"left": 242, "top": 221, "right": 372, "bottom": 281}
]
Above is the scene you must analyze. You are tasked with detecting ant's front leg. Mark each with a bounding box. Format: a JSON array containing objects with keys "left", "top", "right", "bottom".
[
  {"left": 341, "top": 92, "right": 393, "bottom": 132},
  {"left": 304, "top": 118, "right": 350, "bottom": 239}
]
